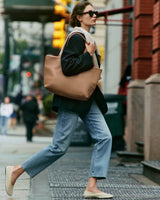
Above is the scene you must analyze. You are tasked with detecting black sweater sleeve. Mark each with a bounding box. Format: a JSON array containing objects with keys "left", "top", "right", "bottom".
[{"left": 61, "top": 33, "right": 94, "bottom": 76}]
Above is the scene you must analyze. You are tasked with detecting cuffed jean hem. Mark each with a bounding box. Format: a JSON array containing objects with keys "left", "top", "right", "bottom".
[
  {"left": 89, "top": 170, "right": 108, "bottom": 179},
  {"left": 21, "top": 165, "right": 33, "bottom": 177},
  {"left": 89, "top": 175, "right": 106, "bottom": 179},
  {"left": 21, "top": 162, "right": 43, "bottom": 178},
  {"left": 21, "top": 148, "right": 65, "bottom": 178}
]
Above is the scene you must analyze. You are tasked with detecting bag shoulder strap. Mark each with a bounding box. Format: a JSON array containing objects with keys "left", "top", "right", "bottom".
[
  {"left": 95, "top": 51, "right": 100, "bottom": 68},
  {"left": 66, "top": 32, "right": 87, "bottom": 46},
  {"left": 59, "top": 32, "right": 87, "bottom": 56}
]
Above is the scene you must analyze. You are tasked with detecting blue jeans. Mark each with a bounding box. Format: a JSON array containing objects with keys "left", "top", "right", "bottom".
[
  {"left": 0, "top": 116, "right": 9, "bottom": 135},
  {"left": 21, "top": 101, "right": 112, "bottom": 178}
]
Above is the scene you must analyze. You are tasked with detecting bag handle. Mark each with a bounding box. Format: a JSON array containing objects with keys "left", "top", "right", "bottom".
[
  {"left": 66, "top": 32, "right": 87, "bottom": 46},
  {"left": 59, "top": 32, "right": 87, "bottom": 56}
]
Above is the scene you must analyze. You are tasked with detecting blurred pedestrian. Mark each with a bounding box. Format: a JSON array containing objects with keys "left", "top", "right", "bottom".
[
  {"left": 36, "top": 94, "right": 45, "bottom": 129},
  {"left": 0, "top": 96, "right": 13, "bottom": 135},
  {"left": 8, "top": 104, "right": 17, "bottom": 129},
  {"left": 5, "top": 1, "right": 113, "bottom": 199},
  {"left": 36, "top": 94, "right": 44, "bottom": 120},
  {"left": 20, "top": 95, "right": 39, "bottom": 142},
  {"left": 118, "top": 64, "right": 131, "bottom": 116},
  {"left": 8, "top": 97, "right": 19, "bottom": 129},
  {"left": 14, "top": 91, "right": 23, "bottom": 124},
  {"left": 118, "top": 65, "right": 131, "bottom": 144}
]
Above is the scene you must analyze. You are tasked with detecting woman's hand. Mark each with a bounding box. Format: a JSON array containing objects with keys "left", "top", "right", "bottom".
[{"left": 85, "top": 42, "right": 96, "bottom": 57}]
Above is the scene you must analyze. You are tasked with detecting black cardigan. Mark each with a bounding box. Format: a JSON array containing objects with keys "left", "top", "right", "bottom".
[{"left": 52, "top": 33, "right": 107, "bottom": 116}]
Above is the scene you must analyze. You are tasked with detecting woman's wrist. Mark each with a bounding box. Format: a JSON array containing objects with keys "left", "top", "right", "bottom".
[{"left": 88, "top": 51, "right": 93, "bottom": 57}]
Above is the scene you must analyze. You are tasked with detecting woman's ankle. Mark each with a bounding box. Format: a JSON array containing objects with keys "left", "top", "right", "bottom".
[
  {"left": 11, "top": 165, "right": 24, "bottom": 185},
  {"left": 85, "top": 177, "right": 99, "bottom": 193}
]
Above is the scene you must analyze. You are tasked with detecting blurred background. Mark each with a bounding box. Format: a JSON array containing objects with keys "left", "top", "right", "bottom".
[
  {"left": 0, "top": 0, "right": 160, "bottom": 162},
  {"left": 0, "top": 0, "right": 133, "bottom": 97}
]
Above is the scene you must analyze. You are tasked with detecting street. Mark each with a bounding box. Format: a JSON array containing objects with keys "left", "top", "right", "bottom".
[{"left": 0, "top": 125, "right": 160, "bottom": 200}]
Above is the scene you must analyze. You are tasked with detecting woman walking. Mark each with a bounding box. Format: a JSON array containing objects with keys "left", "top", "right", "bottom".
[{"left": 5, "top": 1, "right": 113, "bottom": 199}]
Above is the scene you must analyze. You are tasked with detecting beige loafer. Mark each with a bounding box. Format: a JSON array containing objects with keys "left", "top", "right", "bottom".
[
  {"left": 5, "top": 166, "right": 14, "bottom": 196},
  {"left": 83, "top": 191, "right": 113, "bottom": 199}
]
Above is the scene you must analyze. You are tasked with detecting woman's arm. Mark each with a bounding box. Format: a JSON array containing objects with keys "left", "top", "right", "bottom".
[{"left": 61, "top": 34, "right": 94, "bottom": 76}]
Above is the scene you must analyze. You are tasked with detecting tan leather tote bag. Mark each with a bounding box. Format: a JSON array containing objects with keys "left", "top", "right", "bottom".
[{"left": 44, "top": 33, "right": 102, "bottom": 101}]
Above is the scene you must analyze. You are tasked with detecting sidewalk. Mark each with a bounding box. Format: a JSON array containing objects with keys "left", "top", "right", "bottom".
[
  {"left": 31, "top": 149, "right": 160, "bottom": 200},
  {"left": 1, "top": 125, "right": 160, "bottom": 200},
  {"left": 0, "top": 124, "right": 52, "bottom": 200}
]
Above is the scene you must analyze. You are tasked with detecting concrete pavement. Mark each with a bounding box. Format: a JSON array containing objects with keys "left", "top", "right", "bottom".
[
  {"left": 1, "top": 124, "right": 160, "bottom": 200},
  {"left": 0, "top": 124, "right": 52, "bottom": 200}
]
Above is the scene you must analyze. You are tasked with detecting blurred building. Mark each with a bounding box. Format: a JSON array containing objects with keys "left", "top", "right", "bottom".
[
  {"left": 91, "top": 0, "right": 133, "bottom": 94},
  {"left": 0, "top": 0, "right": 4, "bottom": 60},
  {"left": 0, "top": 0, "right": 127, "bottom": 96},
  {"left": 0, "top": 15, "right": 4, "bottom": 53},
  {"left": 102, "top": 0, "right": 123, "bottom": 94},
  {"left": 0, "top": 0, "right": 57, "bottom": 96},
  {"left": 125, "top": 0, "right": 160, "bottom": 162}
]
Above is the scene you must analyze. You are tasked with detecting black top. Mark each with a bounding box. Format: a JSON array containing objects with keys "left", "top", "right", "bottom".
[
  {"left": 52, "top": 33, "right": 107, "bottom": 116},
  {"left": 20, "top": 100, "right": 39, "bottom": 123}
]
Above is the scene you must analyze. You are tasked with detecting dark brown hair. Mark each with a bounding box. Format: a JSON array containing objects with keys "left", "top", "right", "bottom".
[{"left": 69, "top": 1, "right": 93, "bottom": 27}]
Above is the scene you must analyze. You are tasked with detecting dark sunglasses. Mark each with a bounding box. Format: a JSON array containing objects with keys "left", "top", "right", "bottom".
[{"left": 80, "top": 10, "right": 98, "bottom": 17}]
